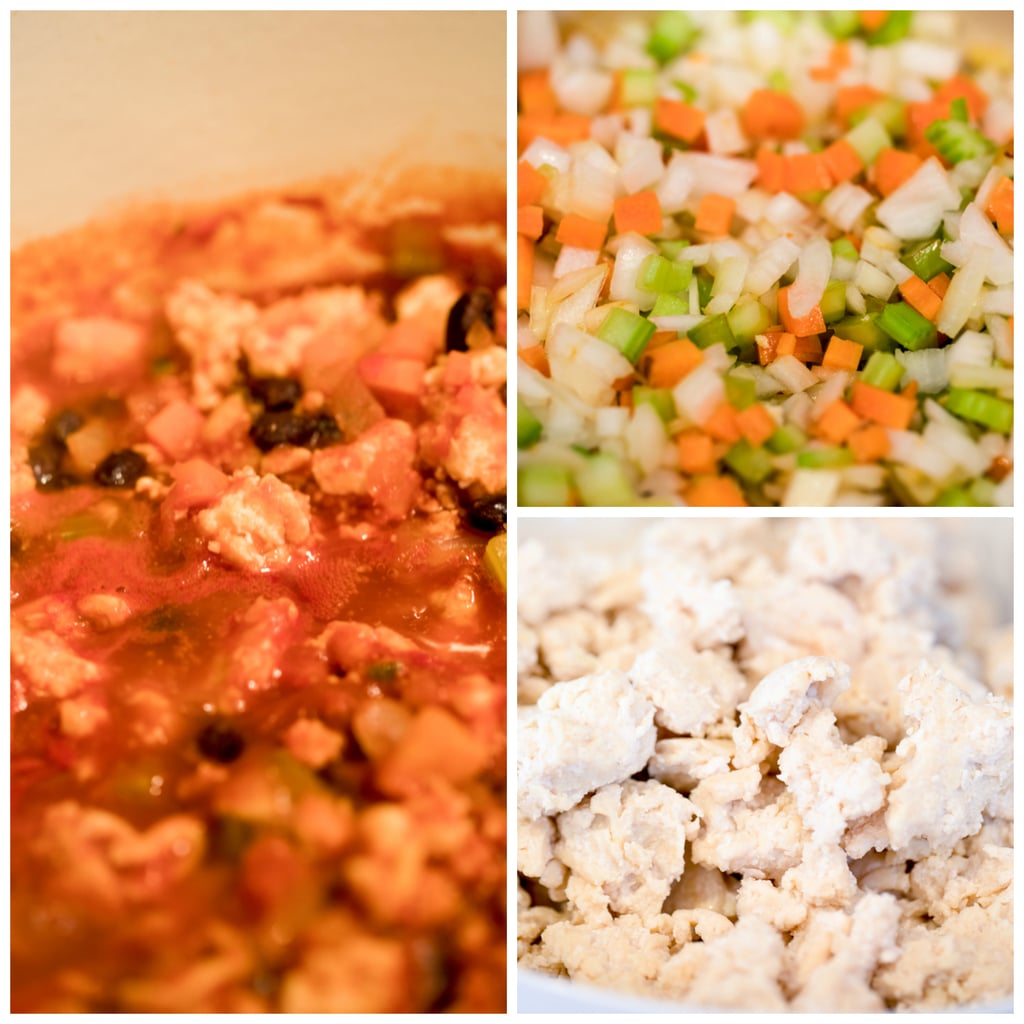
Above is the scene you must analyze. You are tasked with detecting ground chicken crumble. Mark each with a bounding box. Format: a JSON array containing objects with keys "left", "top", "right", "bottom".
[{"left": 517, "top": 519, "right": 1012, "bottom": 1012}]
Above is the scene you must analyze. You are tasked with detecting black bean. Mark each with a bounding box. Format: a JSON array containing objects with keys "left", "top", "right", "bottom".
[
  {"left": 28, "top": 439, "right": 72, "bottom": 491},
  {"left": 11, "top": 531, "right": 24, "bottom": 559},
  {"left": 301, "top": 411, "right": 343, "bottom": 450},
  {"left": 94, "top": 450, "right": 148, "bottom": 488},
  {"left": 249, "top": 411, "right": 310, "bottom": 452},
  {"left": 249, "top": 376, "right": 303, "bottom": 411},
  {"left": 50, "top": 409, "right": 84, "bottom": 444},
  {"left": 464, "top": 493, "right": 506, "bottom": 534},
  {"left": 196, "top": 720, "right": 246, "bottom": 763},
  {"left": 445, "top": 288, "right": 495, "bottom": 352},
  {"left": 499, "top": 381, "right": 507, "bottom": 406}
]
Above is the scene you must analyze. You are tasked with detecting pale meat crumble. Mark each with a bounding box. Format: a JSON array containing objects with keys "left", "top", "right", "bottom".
[{"left": 517, "top": 520, "right": 1012, "bottom": 1012}]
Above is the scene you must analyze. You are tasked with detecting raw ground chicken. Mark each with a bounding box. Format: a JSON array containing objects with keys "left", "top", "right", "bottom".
[
  {"left": 516, "top": 11, "right": 1013, "bottom": 507},
  {"left": 517, "top": 519, "right": 1012, "bottom": 1011}
]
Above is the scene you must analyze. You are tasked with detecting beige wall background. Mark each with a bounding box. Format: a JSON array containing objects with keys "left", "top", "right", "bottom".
[{"left": 12, "top": 10, "right": 505, "bottom": 243}]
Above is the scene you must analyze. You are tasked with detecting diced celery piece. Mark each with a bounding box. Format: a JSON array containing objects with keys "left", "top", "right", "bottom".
[
  {"left": 696, "top": 271, "right": 714, "bottom": 310},
  {"left": 621, "top": 68, "right": 659, "bottom": 107},
  {"left": 659, "top": 239, "right": 691, "bottom": 260},
  {"left": 638, "top": 253, "right": 693, "bottom": 293},
  {"left": 633, "top": 385, "right": 677, "bottom": 423},
  {"left": 519, "top": 463, "right": 574, "bottom": 506},
  {"left": 901, "top": 238, "right": 953, "bottom": 282},
  {"left": 725, "top": 439, "right": 774, "bottom": 484},
  {"left": 767, "top": 424, "right": 807, "bottom": 454},
  {"left": 796, "top": 446, "right": 855, "bottom": 469},
  {"left": 726, "top": 297, "right": 773, "bottom": 344},
  {"left": 832, "top": 314, "right": 893, "bottom": 352},
  {"left": 877, "top": 301, "right": 938, "bottom": 351},
  {"left": 849, "top": 96, "right": 907, "bottom": 138},
  {"left": 724, "top": 373, "right": 757, "bottom": 410},
  {"left": 672, "top": 80, "right": 698, "bottom": 104},
  {"left": 647, "top": 11, "right": 697, "bottom": 63},
  {"left": 861, "top": 351, "right": 904, "bottom": 391},
  {"left": 596, "top": 307, "right": 657, "bottom": 363},
  {"left": 517, "top": 397, "right": 543, "bottom": 448},
  {"left": 925, "top": 117, "right": 996, "bottom": 165},
  {"left": 866, "top": 10, "right": 913, "bottom": 45},
  {"left": 767, "top": 70, "right": 788, "bottom": 92},
  {"left": 823, "top": 10, "right": 859, "bottom": 37},
  {"left": 820, "top": 280, "right": 847, "bottom": 324},
  {"left": 483, "top": 533, "right": 507, "bottom": 591},
  {"left": 943, "top": 388, "right": 1014, "bottom": 434},
  {"left": 831, "top": 237, "right": 859, "bottom": 261},
  {"left": 688, "top": 313, "right": 736, "bottom": 350},
  {"left": 651, "top": 292, "right": 689, "bottom": 317},
  {"left": 932, "top": 485, "right": 979, "bottom": 506},
  {"left": 575, "top": 452, "right": 638, "bottom": 506},
  {"left": 968, "top": 477, "right": 997, "bottom": 505},
  {"left": 844, "top": 116, "right": 892, "bottom": 165}
]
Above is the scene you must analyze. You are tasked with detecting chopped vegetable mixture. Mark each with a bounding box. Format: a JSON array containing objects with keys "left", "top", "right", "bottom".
[{"left": 517, "top": 11, "right": 1013, "bottom": 506}]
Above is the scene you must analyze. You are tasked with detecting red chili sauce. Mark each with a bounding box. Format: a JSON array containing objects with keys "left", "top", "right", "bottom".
[{"left": 10, "top": 177, "right": 507, "bottom": 1012}]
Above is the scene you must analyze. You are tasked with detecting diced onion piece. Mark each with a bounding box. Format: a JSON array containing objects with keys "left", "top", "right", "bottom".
[
  {"left": 672, "top": 362, "right": 725, "bottom": 425},
  {"left": 704, "top": 255, "right": 749, "bottom": 316},
  {"left": 766, "top": 354, "right": 818, "bottom": 393},
  {"left": 874, "top": 158, "right": 960, "bottom": 240},
  {"left": 937, "top": 247, "right": 990, "bottom": 339},
  {"left": 704, "top": 108, "right": 747, "bottom": 155},
  {"left": 853, "top": 261, "right": 896, "bottom": 301},
  {"left": 521, "top": 136, "right": 571, "bottom": 175},
  {"left": 782, "top": 469, "right": 841, "bottom": 507},
  {"left": 896, "top": 39, "right": 960, "bottom": 80},
  {"left": 675, "top": 153, "right": 758, "bottom": 198},
  {"left": 608, "top": 233, "right": 659, "bottom": 308},
  {"left": 887, "top": 429, "right": 958, "bottom": 481},
  {"left": 955, "top": 203, "right": 1013, "bottom": 286},
  {"left": 980, "top": 288, "right": 1013, "bottom": 316},
  {"left": 655, "top": 152, "right": 696, "bottom": 214},
  {"left": 547, "top": 269, "right": 608, "bottom": 338},
  {"left": 595, "top": 405, "right": 630, "bottom": 439},
  {"left": 546, "top": 323, "right": 634, "bottom": 407},
  {"left": 553, "top": 245, "right": 601, "bottom": 280},
  {"left": 984, "top": 315, "right": 1013, "bottom": 365},
  {"left": 617, "top": 136, "right": 666, "bottom": 193},
  {"left": 787, "top": 237, "right": 832, "bottom": 319},
  {"left": 821, "top": 183, "right": 873, "bottom": 232},
  {"left": 896, "top": 348, "right": 948, "bottom": 394},
  {"left": 550, "top": 62, "right": 614, "bottom": 117},
  {"left": 518, "top": 10, "right": 560, "bottom": 71},
  {"left": 763, "top": 192, "right": 810, "bottom": 229},
  {"left": 626, "top": 402, "right": 669, "bottom": 474},
  {"left": 745, "top": 236, "right": 800, "bottom": 296}
]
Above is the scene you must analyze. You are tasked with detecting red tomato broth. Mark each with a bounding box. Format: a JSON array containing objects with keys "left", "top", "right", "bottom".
[{"left": 11, "top": 174, "right": 506, "bottom": 1013}]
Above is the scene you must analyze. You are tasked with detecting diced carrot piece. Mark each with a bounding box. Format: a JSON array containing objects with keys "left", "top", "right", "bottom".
[
  {"left": 847, "top": 423, "right": 891, "bottom": 463},
  {"left": 741, "top": 89, "right": 805, "bottom": 140},
  {"left": 378, "top": 318, "right": 441, "bottom": 363},
  {"left": 685, "top": 475, "right": 748, "bottom": 507},
  {"left": 778, "top": 286, "right": 826, "bottom": 338},
  {"left": 555, "top": 213, "right": 608, "bottom": 250},
  {"left": 858, "top": 11, "right": 890, "bottom": 33},
  {"left": 820, "top": 139, "right": 864, "bottom": 185},
  {"left": 906, "top": 98, "right": 951, "bottom": 147},
  {"left": 145, "top": 399, "right": 204, "bottom": 461},
  {"left": 874, "top": 148, "right": 923, "bottom": 197},
  {"left": 756, "top": 331, "right": 781, "bottom": 365},
  {"left": 654, "top": 97, "right": 706, "bottom": 142},
  {"left": 902, "top": 380, "right": 919, "bottom": 401},
  {"left": 735, "top": 403, "right": 776, "bottom": 447},
  {"left": 518, "top": 69, "right": 557, "bottom": 115},
  {"left": 773, "top": 332, "right": 798, "bottom": 358},
  {"left": 793, "top": 335, "right": 823, "bottom": 364},
  {"left": 676, "top": 430, "right": 718, "bottom": 475},
  {"left": 518, "top": 160, "right": 549, "bottom": 207},
  {"left": 646, "top": 338, "right": 703, "bottom": 388},
  {"left": 704, "top": 401, "right": 742, "bottom": 444},
  {"left": 646, "top": 331, "right": 679, "bottom": 351},
  {"left": 518, "top": 204, "right": 544, "bottom": 240},
  {"left": 755, "top": 147, "right": 785, "bottom": 192},
  {"left": 518, "top": 343, "right": 550, "bottom": 377},
  {"left": 985, "top": 176, "right": 1014, "bottom": 236},
  {"left": 850, "top": 380, "right": 916, "bottom": 430},
  {"left": 517, "top": 234, "right": 534, "bottom": 311},
  {"left": 358, "top": 353, "right": 427, "bottom": 417},
  {"left": 934, "top": 73, "right": 989, "bottom": 121},
  {"left": 810, "top": 63, "right": 839, "bottom": 83},
  {"left": 815, "top": 399, "right": 862, "bottom": 445},
  {"left": 783, "top": 152, "right": 832, "bottom": 193},
  {"left": 518, "top": 113, "right": 591, "bottom": 150},
  {"left": 822, "top": 335, "right": 864, "bottom": 371},
  {"left": 694, "top": 193, "right": 736, "bottom": 236},
  {"left": 613, "top": 191, "right": 663, "bottom": 236},
  {"left": 829, "top": 40, "right": 852, "bottom": 71},
  {"left": 834, "top": 84, "right": 884, "bottom": 126},
  {"left": 898, "top": 274, "right": 943, "bottom": 322},
  {"left": 928, "top": 272, "right": 951, "bottom": 298},
  {"left": 165, "top": 458, "right": 230, "bottom": 514}
]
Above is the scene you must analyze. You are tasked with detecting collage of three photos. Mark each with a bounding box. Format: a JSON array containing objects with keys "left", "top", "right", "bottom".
[{"left": 9, "top": 8, "right": 1013, "bottom": 1015}]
